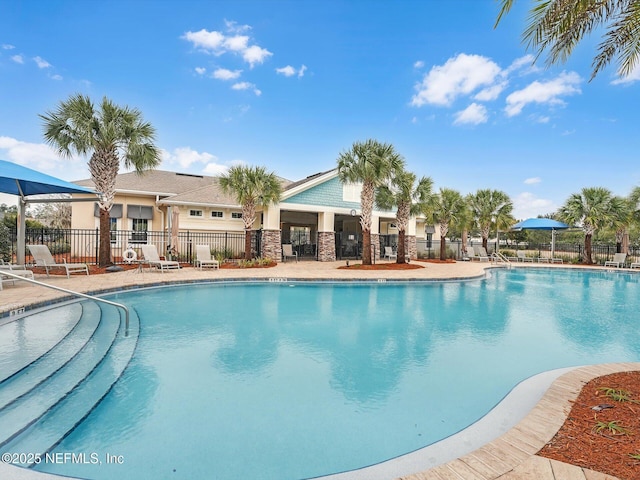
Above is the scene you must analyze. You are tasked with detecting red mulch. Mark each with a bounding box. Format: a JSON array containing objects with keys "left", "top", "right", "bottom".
[
  {"left": 30, "top": 261, "right": 277, "bottom": 275},
  {"left": 338, "top": 262, "right": 424, "bottom": 270},
  {"left": 414, "top": 258, "right": 457, "bottom": 264},
  {"left": 538, "top": 371, "right": 640, "bottom": 479}
]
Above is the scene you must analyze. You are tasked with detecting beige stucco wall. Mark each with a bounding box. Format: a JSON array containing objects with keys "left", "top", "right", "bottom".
[
  {"left": 71, "top": 194, "right": 162, "bottom": 231},
  {"left": 173, "top": 205, "right": 246, "bottom": 232}
]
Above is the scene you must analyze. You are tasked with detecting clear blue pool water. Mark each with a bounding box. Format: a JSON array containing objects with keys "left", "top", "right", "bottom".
[{"left": 36, "top": 268, "right": 640, "bottom": 480}]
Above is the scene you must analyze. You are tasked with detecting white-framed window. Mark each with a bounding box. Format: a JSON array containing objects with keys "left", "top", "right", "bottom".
[
  {"left": 343, "top": 183, "right": 362, "bottom": 202},
  {"left": 211, "top": 211, "right": 223, "bottom": 218},
  {"left": 189, "top": 209, "right": 203, "bottom": 217},
  {"left": 231, "top": 212, "right": 242, "bottom": 219}
]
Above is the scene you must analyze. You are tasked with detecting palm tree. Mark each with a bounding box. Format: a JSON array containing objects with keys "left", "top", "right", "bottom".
[
  {"left": 376, "top": 170, "right": 433, "bottom": 264},
  {"left": 427, "top": 188, "right": 466, "bottom": 261},
  {"left": 467, "top": 189, "right": 514, "bottom": 252},
  {"left": 41, "top": 94, "right": 161, "bottom": 267},
  {"left": 219, "top": 165, "right": 282, "bottom": 260},
  {"left": 557, "top": 187, "right": 617, "bottom": 264},
  {"left": 337, "top": 139, "right": 405, "bottom": 265},
  {"left": 610, "top": 196, "right": 632, "bottom": 253},
  {"left": 495, "top": 0, "right": 640, "bottom": 80}
]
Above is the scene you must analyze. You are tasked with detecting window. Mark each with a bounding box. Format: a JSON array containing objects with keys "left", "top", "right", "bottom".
[
  {"left": 190, "top": 210, "right": 203, "bottom": 217},
  {"left": 211, "top": 211, "right": 223, "bottom": 218},
  {"left": 231, "top": 212, "right": 242, "bottom": 219},
  {"left": 109, "top": 218, "right": 117, "bottom": 243},
  {"left": 131, "top": 218, "right": 148, "bottom": 243},
  {"left": 343, "top": 183, "right": 362, "bottom": 202}
]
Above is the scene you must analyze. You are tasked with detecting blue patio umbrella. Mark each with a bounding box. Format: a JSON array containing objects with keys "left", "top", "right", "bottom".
[
  {"left": 0, "top": 159, "right": 95, "bottom": 264},
  {"left": 511, "top": 217, "right": 570, "bottom": 258}
]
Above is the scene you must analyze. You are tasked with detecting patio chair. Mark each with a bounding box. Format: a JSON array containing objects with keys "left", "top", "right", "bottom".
[
  {"left": 195, "top": 245, "right": 219, "bottom": 270},
  {"left": 140, "top": 245, "right": 181, "bottom": 273},
  {"left": 474, "top": 246, "right": 490, "bottom": 262},
  {"left": 604, "top": 253, "right": 627, "bottom": 268},
  {"left": 462, "top": 248, "right": 475, "bottom": 261},
  {"left": 27, "top": 245, "right": 89, "bottom": 278},
  {"left": 630, "top": 260, "right": 640, "bottom": 269},
  {"left": 282, "top": 244, "right": 298, "bottom": 262},
  {"left": 516, "top": 251, "right": 533, "bottom": 262},
  {"left": 0, "top": 260, "right": 35, "bottom": 290},
  {"left": 383, "top": 246, "right": 397, "bottom": 261}
]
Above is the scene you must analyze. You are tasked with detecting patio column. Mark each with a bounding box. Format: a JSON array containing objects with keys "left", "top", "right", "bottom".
[
  {"left": 17, "top": 197, "right": 26, "bottom": 265},
  {"left": 261, "top": 203, "right": 282, "bottom": 261},
  {"left": 406, "top": 217, "right": 417, "bottom": 260},
  {"left": 317, "top": 212, "right": 335, "bottom": 262}
]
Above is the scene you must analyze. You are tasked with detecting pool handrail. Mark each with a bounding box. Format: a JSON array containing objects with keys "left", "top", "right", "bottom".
[{"left": 1, "top": 270, "right": 130, "bottom": 335}]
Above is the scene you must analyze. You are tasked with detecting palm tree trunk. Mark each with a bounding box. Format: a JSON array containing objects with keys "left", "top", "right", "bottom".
[
  {"left": 397, "top": 229, "right": 406, "bottom": 264},
  {"left": 439, "top": 222, "right": 449, "bottom": 261},
  {"left": 98, "top": 208, "right": 112, "bottom": 267},
  {"left": 362, "top": 228, "right": 372, "bottom": 264},
  {"left": 244, "top": 229, "right": 252, "bottom": 260},
  {"left": 584, "top": 234, "right": 593, "bottom": 264},
  {"left": 360, "top": 181, "right": 375, "bottom": 265}
]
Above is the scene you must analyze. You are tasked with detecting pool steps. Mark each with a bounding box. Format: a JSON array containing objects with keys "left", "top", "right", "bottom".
[
  {"left": 0, "top": 303, "right": 100, "bottom": 411},
  {"left": 0, "top": 301, "right": 139, "bottom": 466},
  {"left": 0, "top": 304, "right": 83, "bottom": 384}
]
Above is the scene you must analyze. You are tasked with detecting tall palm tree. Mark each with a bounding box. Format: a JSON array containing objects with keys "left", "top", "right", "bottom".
[
  {"left": 41, "top": 94, "right": 161, "bottom": 267},
  {"left": 495, "top": 0, "right": 640, "bottom": 80},
  {"left": 427, "top": 188, "right": 466, "bottom": 261},
  {"left": 557, "top": 187, "right": 617, "bottom": 264},
  {"left": 376, "top": 170, "right": 433, "bottom": 264},
  {"left": 337, "top": 139, "right": 405, "bottom": 265},
  {"left": 610, "top": 195, "right": 632, "bottom": 253},
  {"left": 467, "top": 189, "right": 514, "bottom": 252},
  {"left": 219, "top": 165, "right": 282, "bottom": 260}
]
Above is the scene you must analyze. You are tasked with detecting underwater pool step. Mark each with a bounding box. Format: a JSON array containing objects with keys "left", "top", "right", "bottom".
[
  {"left": 0, "top": 302, "right": 101, "bottom": 411},
  {"left": 6, "top": 308, "right": 140, "bottom": 464},
  {"left": 0, "top": 303, "right": 83, "bottom": 384},
  {"left": 0, "top": 303, "right": 120, "bottom": 449}
]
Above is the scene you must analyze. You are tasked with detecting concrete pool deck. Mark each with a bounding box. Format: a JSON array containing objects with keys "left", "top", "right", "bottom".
[{"left": 1, "top": 260, "right": 637, "bottom": 480}]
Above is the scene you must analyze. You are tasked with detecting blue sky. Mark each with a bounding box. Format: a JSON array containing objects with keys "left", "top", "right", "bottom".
[{"left": 1, "top": 0, "right": 638, "bottom": 219}]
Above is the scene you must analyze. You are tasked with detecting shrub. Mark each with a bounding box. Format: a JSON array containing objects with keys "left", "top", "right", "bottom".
[
  {"left": 0, "top": 223, "right": 11, "bottom": 262},
  {"left": 48, "top": 241, "right": 70, "bottom": 255}
]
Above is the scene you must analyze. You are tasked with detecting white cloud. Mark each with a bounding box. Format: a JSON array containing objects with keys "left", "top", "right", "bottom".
[
  {"left": 474, "top": 82, "right": 506, "bottom": 101},
  {"left": 232, "top": 82, "right": 261, "bottom": 95},
  {"left": 504, "top": 54, "right": 536, "bottom": 75},
  {"left": 2, "top": 44, "right": 15, "bottom": 50},
  {"left": 0, "top": 136, "right": 85, "bottom": 177},
  {"left": 162, "top": 147, "right": 217, "bottom": 169},
  {"left": 414, "top": 60, "right": 424, "bottom": 69},
  {"left": 203, "top": 162, "right": 229, "bottom": 175},
  {"left": 453, "top": 103, "right": 488, "bottom": 125},
  {"left": 50, "top": 74, "right": 63, "bottom": 81},
  {"left": 276, "top": 65, "right": 296, "bottom": 77},
  {"left": 561, "top": 129, "right": 576, "bottom": 136},
  {"left": 411, "top": 53, "right": 502, "bottom": 107},
  {"left": 213, "top": 68, "right": 242, "bottom": 80},
  {"left": 504, "top": 71, "right": 581, "bottom": 117},
  {"left": 513, "top": 192, "right": 556, "bottom": 220},
  {"left": 276, "top": 64, "right": 307, "bottom": 77},
  {"left": 195, "top": 67, "right": 206, "bottom": 75},
  {"left": 524, "top": 177, "right": 541, "bottom": 185},
  {"left": 11, "top": 54, "right": 23, "bottom": 64},
  {"left": 182, "top": 23, "right": 272, "bottom": 68},
  {"left": 33, "top": 56, "right": 51, "bottom": 68},
  {"left": 611, "top": 65, "right": 640, "bottom": 85}
]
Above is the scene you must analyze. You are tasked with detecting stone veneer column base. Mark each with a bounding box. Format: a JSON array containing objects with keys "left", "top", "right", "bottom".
[
  {"left": 406, "top": 235, "right": 417, "bottom": 260},
  {"left": 261, "top": 229, "right": 282, "bottom": 262},
  {"left": 317, "top": 231, "right": 336, "bottom": 262},
  {"left": 370, "top": 233, "right": 380, "bottom": 261}
]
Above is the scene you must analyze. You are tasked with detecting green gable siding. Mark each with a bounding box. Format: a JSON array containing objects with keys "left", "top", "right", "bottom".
[{"left": 283, "top": 177, "right": 360, "bottom": 209}]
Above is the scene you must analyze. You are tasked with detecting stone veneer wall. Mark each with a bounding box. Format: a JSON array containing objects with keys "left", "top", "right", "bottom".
[
  {"left": 370, "top": 233, "right": 380, "bottom": 261},
  {"left": 406, "top": 235, "right": 417, "bottom": 260},
  {"left": 317, "top": 231, "right": 336, "bottom": 262},
  {"left": 261, "top": 229, "right": 282, "bottom": 262}
]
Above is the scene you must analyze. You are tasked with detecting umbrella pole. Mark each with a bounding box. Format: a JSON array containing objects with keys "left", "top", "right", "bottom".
[{"left": 551, "top": 229, "right": 555, "bottom": 259}]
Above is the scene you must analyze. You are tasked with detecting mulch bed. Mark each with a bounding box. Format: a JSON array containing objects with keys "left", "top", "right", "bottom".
[
  {"left": 30, "top": 261, "right": 277, "bottom": 275},
  {"left": 414, "top": 258, "right": 457, "bottom": 264},
  {"left": 538, "top": 371, "right": 640, "bottom": 479},
  {"left": 338, "top": 262, "right": 424, "bottom": 270}
]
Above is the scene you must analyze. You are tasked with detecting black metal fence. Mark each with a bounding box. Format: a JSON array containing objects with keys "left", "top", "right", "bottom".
[{"left": 8, "top": 228, "right": 259, "bottom": 265}]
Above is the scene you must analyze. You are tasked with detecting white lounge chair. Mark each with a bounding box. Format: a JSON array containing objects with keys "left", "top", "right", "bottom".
[
  {"left": 475, "top": 246, "right": 490, "bottom": 262},
  {"left": 140, "top": 245, "right": 181, "bottom": 273},
  {"left": 27, "top": 245, "right": 89, "bottom": 278},
  {"left": 383, "top": 246, "right": 397, "bottom": 261},
  {"left": 195, "top": 245, "right": 219, "bottom": 270},
  {"left": 0, "top": 261, "right": 35, "bottom": 290},
  {"left": 515, "top": 251, "right": 533, "bottom": 262},
  {"left": 282, "top": 244, "right": 298, "bottom": 262},
  {"left": 604, "top": 253, "right": 627, "bottom": 268}
]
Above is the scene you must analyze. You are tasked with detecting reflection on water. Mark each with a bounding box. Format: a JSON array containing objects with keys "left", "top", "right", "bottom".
[{"left": 39, "top": 271, "right": 640, "bottom": 480}]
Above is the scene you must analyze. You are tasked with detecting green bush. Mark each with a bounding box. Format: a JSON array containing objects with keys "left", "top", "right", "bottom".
[
  {"left": 0, "top": 223, "right": 11, "bottom": 262},
  {"left": 212, "top": 247, "right": 234, "bottom": 263},
  {"left": 48, "top": 241, "right": 70, "bottom": 255}
]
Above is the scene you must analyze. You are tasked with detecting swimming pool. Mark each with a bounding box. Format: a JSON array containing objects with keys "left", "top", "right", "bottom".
[{"left": 24, "top": 268, "right": 640, "bottom": 479}]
